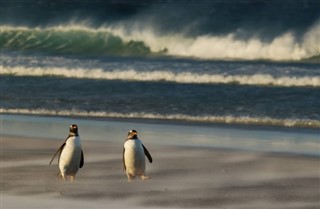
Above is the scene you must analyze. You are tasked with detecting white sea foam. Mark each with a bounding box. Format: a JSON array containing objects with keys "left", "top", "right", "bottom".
[
  {"left": 1, "top": 66, "right": 319, "bottom": 87},
  {"left": 1, "top": 108, "right": 319, "bottom": 128},
  {"left": 105, "top": 21, "right": 320, "bottom": 61}
]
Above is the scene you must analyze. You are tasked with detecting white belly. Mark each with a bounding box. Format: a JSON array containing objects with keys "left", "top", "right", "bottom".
[
  {"left": 124, "top": 139, "right": 146, "bottom": 176},
  {"left": 59, "top": 136, "right": 82, "bottom": 176}
]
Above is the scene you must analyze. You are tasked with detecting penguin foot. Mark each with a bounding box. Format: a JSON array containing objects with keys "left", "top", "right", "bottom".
[
  {"left": 127, "top": 174, "right": 134, "bottom": 182},
  {"left": 141, "top": 175, "right": 150, "bottom": 180}
]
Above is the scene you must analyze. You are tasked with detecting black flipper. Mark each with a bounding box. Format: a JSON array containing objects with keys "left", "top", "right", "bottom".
[
  {"left": 142, "top": 144, "right": 152, "bottom": 163},
  {"left": 79, "top": 149, "right": 84, "bottom": 168},
  {"left": 49, "top": 142, "right": 66, "bottom": 165}
]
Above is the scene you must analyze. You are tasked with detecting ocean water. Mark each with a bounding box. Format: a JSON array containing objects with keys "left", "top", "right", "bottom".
[
  {"left": 2, "top": 114, "right": 320, "bottom": 156},
  {"left": 1, "top": 0, "right": 320, "bottom": 129}
]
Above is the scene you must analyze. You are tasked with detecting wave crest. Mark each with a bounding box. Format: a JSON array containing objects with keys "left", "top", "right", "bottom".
[
  {"left": 2, "top": 66, "right": 320, "bottom": 87},
  {"left": 0, "top": 26, "right": 162, "bottom": 56},
  {"left": 1, "top": 24, "right": 320, "bottom": 61},
  {"left": 1, "top": 108, "right": 319, "bottom": 129}
]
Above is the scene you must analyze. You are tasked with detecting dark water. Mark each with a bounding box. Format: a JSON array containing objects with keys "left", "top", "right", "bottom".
[{"left": 1, "top": 0, "right": 320, "bottom": 128}]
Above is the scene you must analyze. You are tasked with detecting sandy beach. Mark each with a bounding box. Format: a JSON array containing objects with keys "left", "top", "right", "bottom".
[
  {"left": 1, "top": 132, "right": 319, "bottom": 209},
  {"left": 2, "top": 1, "right": 320, "bottom": 208}
]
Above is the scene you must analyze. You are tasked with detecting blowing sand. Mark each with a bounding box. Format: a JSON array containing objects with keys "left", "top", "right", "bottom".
[{"left": 1, "top": 135, "right": 320, "bottom": 209}]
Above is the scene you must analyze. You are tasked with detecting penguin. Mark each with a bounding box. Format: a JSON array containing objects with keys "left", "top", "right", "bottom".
[
  {"left": 123, "top": 130, "right": 152, "bottom": 182},
  {"left": 49, "top": 124, "right": 84, "bottom": 181}
]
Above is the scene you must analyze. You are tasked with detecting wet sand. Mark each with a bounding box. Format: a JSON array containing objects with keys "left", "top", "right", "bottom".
[{"left": 1, "top": 135, "right": 319, "bottom": 209}]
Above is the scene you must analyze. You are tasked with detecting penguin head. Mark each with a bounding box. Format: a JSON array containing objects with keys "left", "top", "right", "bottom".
[
  {"left": 69, "top": 124, "right": 79, "bottom": 136},
  {"left": 127, "top": 129, "right": 138, "bottom": 139}
]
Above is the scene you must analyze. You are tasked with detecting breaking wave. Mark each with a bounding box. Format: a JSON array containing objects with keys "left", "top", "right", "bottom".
[
  {"left": 2, "top": 66, "right": 320, "bottom": 87},
  {"left": 1, "top": 24, "right": 320, "bottom": 61},
  {"left": 1, "top": 108, "right": 319, "bottom": 129},
  {"left": 0, "top": 26, "right": 162, "bottom": 56}
]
